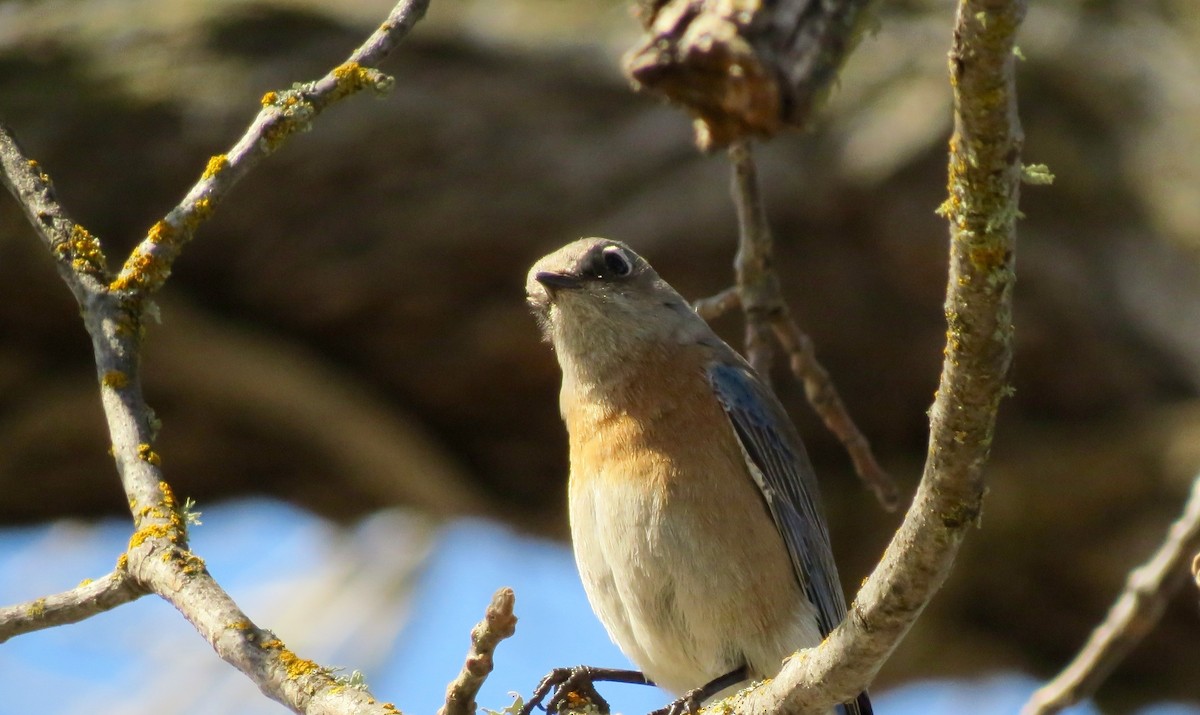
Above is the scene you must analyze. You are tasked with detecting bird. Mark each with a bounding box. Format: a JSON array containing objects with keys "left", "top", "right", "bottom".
[{"left": 523, "top": 237, "right": 872, "bottom": 715}]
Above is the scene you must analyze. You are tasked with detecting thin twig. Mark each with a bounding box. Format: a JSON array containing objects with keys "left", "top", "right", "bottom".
[
  {"left": 1021, "top": 474, "right": 1200, "bottom": 715},
  {"left": 109, "top": 0, "right": 430, "bottom": 296},
  {"left": 0, "top": 570, "right": 145, "bottom": 644},
  {"left": 693, "top": 287, "right": 741, "bottom": 322},
  {"left": 0, "top": 1, "right": 433, "bottom": 713},
  {"left": 771, "top": 317, "right": 899, "bottom": 510},
  {"left": 727, "top": 1, "right": 1026, "bottom": 710},
  {"left": 439, "top": 588, "right": 518, "bottom": 715},
  {"left": 726, "top": 139, "right": 898, "bottom": 510},
  {"left": 729, "top": 139, "right": 782, "bottom": 380}
]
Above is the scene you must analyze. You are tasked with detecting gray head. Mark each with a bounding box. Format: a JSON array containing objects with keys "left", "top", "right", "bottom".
[{"left": 526, "top": 238, "right": 711, "bottom": 378}]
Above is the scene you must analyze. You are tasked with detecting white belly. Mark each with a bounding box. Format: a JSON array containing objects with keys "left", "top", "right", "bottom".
[{"left": 569, "top": 477, "right": 822, "bottom": 697}]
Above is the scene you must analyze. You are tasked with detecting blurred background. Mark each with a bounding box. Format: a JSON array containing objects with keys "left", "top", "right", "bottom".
[{"left": 2, "top": 0, "right": 1199, "bottom": 712}]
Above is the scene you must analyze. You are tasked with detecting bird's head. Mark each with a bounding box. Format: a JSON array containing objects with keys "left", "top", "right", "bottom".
[{"left": 526, "top": 238, "right": 706, "bottom": 377}]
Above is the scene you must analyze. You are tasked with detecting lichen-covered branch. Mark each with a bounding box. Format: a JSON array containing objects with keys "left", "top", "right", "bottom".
[
  {"left": 0, "top": 127, "right": 109, "bottom": 304},
  {"left": 0, "top": 570, "right": 145, "bottom": 644},
  {"left": 722, "top": 1, "right": 1025, "bottom": 711},
  {"left": 0, "top": 1, "right": 433, "bottom": 713},
  {"left": 439, "top": 588, "right": 518, "bottom": 715},
  {"left": 109, "top": 0, "right": 430, "bottom": 296},
  {"left": 1021, "top": 474, "right": 1200, "bottom": 715},
  {"left": 709, "top": 140, "right": 898, "bottom": 509}
]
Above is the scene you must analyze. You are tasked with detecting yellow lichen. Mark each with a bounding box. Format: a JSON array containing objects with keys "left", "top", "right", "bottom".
[
  {"left": 110, "top": 247, "right": 170, "bottom": 293},
  {"left": 229, "top": 620, "right": 253, "bottom": 631},
  {"left": 137, "top": 443, "right": 162, "bottom": 466},
  {"left": 116, "top": 553, "right": 129, "bottom": 570},
  {"left": 78, "top": 578, "right": 94, "bottom": 587},
  {"left": 26, "top": 599, "right": 46, "bottom": 617},
  {"left": 278, "top": 649, "right": 322, "bottom": 679},
  {"left": 67, "top": 224, "right": 106, "bottom": 273},
  {"left": 260, "top": 638, "right": 285, "bottom": 650},
  {"left": 191, "top": 196, "right": 214, "bottom": 223},
  {"left": 261, "top": 90, "right": 279, "bottom": 106},
  {"left": 102, "top": 370, "right": 128, "bottom": 389},
  {"left": 158, "top": 480, "right": 176, "bottom": 509},
  {"left": 332, "top": 61, "right": 392, "bottom": 95},
  {"left": 332, "top": 61, "right": 366, "bottom": 87},
  {"left": 128, "top": 523, "right": 171, "bottom": 549},
  {"left": 180, "top": 552, "right": 207, "bottom": 575},
  {"left": 147, "top": 220, "right": 175, "bottom": 245},
  {"left": 28, "top": 159, "right": 52, "bottom": 186},
  {"left": 202, "top": 154, "right": 229, "bottom": 181}
]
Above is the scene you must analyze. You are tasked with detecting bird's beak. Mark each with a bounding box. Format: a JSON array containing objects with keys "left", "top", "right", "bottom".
[{"left": 534, "top": 271, "right": 583, "bottom": 291}]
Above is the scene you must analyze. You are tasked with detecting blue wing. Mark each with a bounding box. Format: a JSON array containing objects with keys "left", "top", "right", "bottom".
[{"left": 708, "top": 360, "right": 872, "bottom": 715}]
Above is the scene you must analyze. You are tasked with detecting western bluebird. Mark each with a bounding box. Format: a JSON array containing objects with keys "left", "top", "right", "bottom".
[{"left": 524, "top": 237, "right": 872, "bottom": 715}]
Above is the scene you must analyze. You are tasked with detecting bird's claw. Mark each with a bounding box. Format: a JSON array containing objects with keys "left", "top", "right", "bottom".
[
  {"left": 519, "top": 666, "right": 611, "bottom": 715},
  {"left": 648, "top": 688, "right": 703, "bottom": 715}
]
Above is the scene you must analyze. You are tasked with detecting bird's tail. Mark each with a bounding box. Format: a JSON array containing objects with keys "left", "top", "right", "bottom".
[{"left": 837, "top": 691, "right": 873, "bottom": 715}]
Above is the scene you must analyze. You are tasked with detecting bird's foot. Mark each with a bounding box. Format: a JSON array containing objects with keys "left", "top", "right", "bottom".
[
  {"left": 518, "top": 666, "right": 650, "bottom": 715},
  {"left": 647, "top": 688, "right": 705, "bottom": 715},
  {"left": 647, "top": 665, "right": 750, "bottom": 715}
]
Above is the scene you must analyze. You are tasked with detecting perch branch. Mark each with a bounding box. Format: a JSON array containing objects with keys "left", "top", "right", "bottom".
[
  {"left": 439, "top": 588, "right": 519, "bottom": 715},
  {"left": 0, "top": 570, "right": 145, "bottom": 644},
  {"left": 109, "top": 0, "right": 431, "bottom": 296},
  {"left": 720, "top": 139, "right": 898, "bottom": 510},
  {"left": 1, "top": 1, "right": 433, "bottom": 712},
  {"left": 724, "top": 1, "right": 1025, "bottom": 711},
  {"left": 1021, "top": 474, "right": 1200, "bottom": 715}
]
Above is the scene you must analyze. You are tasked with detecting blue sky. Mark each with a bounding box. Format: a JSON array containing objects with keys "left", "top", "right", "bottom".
[{"left": 0, "top": 501, "right": 1192, "bottom": 715}]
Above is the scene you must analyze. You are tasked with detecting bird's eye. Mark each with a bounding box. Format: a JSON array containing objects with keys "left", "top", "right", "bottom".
[{"left": 601, "top": 247, "right": 632, "bottom": 277}]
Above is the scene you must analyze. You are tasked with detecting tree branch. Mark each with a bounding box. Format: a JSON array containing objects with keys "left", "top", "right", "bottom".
[
  {"left": 439, "top": 588, "right": 518, "bottom": 715},
  {"left": 625, "top": 0, "right": 877, "bottom": 149},
  {"left": 1021, "top": 474, "right": 1200, "bottom": 715},
  {"left": 692, "top": 286, "right": 740, "bottom": 322},
  {"left": 0, "top": 570, "right": 145, "bottom": 644},
  {"left": 725, "top": 1, "right": 1025, "bottom": 710},
  {"left": 109, "top": 0, "right": 430, "bottom": 296},
  {"left": 719, "top": 139, "right": 898, "bottom": 510},
  {"left": 0, "top": 1, "right": 433, "bottom": 712}
]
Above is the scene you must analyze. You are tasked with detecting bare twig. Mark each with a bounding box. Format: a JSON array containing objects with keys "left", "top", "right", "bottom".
[
  {"left": 722, "top": 139, "right": 898, "bottom": 510},
  {"left": 110, "top": 0, "right": 430, "bottom": 296},
  {"left": 724, "top": 1, "right": 1026, "bottom": 710},
  {"left": 439, "top": 588, "right": 519, "bottom": 715},
  {"left": 729, "top": 140, "right": 783, "bottom": 380},
  {"left": 1022, "top": 474, "right": 1200, "bottom": 715},
  {"left": 1, "top": 1, "right": 433, "bottom": 713},
  {"left": 692, "top": 286, "right": 740, "bottom": 322},
  {"left": 1193, "top": 551, "right": 1200, "bottom": 592},
  {"left": 0, "top": 570, "right": 145, "bottom": 644},
  {"left": 771, "top": 317, "right": 898, "bottom": 510}
]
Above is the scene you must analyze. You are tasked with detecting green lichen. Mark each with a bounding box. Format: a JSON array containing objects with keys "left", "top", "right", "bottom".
[{"left": 1021, "top": 162, "right": 1055, "bottom": 185}]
